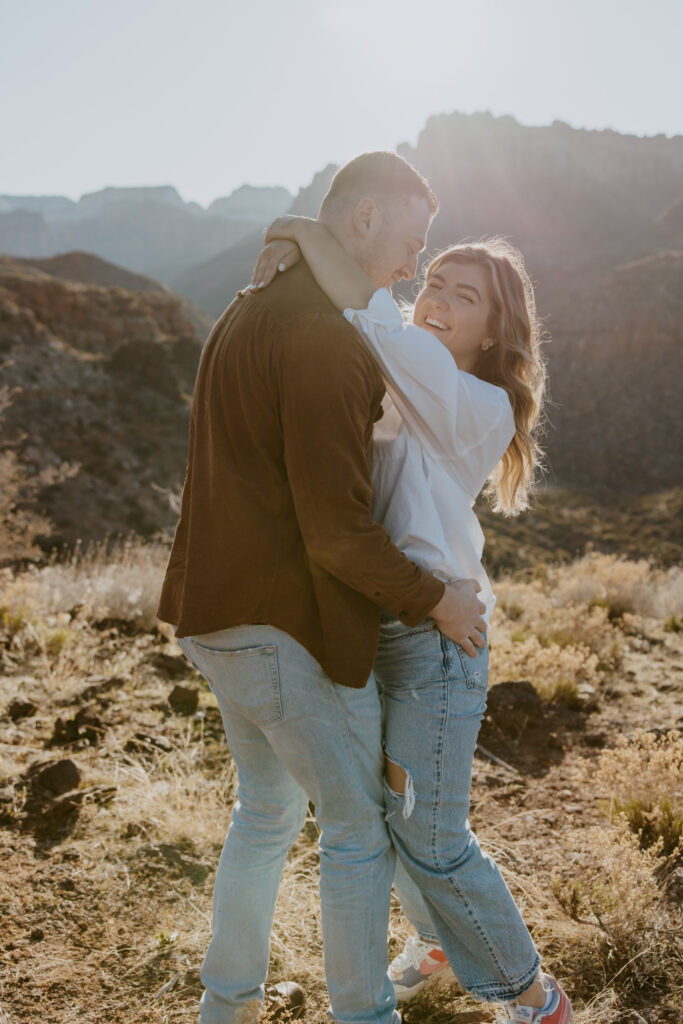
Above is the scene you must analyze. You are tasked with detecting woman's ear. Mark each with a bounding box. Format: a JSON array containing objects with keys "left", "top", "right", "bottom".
[{"left": 482, "top": 338, "right": 498, "bottom": 352}]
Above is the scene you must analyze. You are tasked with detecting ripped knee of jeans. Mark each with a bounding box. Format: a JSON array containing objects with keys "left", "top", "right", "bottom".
[{"left": 384, "top": 752, "right": 415, "bottom": 821}]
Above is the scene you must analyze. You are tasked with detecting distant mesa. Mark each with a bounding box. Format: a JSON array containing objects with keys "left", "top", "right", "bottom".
[
  {"left": 0, "top": 183, "right": 294, "bottom": 285},
  {"left": 288, "top": 165, "right": 338, "bottom": 217},
  {"left": 208, "top": 184, "right": 292, "bottom": 222},
  {"left": 78, "top": 185, "right": 186, "bottom": 210},
  {"left": 173, "top": 113, "right": 682, "bottom": 502},
  {"left": 172, "top": 113, "right": 683, "bottom": 320},
  {"left": 0, "top": 194, "right": 76, "bottom": 215}
]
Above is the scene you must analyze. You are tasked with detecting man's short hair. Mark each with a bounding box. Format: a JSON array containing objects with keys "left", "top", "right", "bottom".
[{"left": 319, "top": 151, "right": 438, "bottom": 220}]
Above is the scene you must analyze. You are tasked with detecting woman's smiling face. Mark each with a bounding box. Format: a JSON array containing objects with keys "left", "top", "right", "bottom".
[{"left": 413, "top": 259, "right": 495, "bottom": 372}]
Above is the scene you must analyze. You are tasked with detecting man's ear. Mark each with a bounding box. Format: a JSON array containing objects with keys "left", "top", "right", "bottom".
[{"left": 351, "top": 197, "right": 379, "bottom": 239}]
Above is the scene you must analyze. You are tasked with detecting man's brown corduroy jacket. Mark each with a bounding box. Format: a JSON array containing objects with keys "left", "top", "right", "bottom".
[{"left": 157, "top": 262, "right": 444, "bottom": 688}]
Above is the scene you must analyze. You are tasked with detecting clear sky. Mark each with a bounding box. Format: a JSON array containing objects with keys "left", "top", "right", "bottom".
[{"left": 2, "top": 0, "right": 681, "bottom": 207}]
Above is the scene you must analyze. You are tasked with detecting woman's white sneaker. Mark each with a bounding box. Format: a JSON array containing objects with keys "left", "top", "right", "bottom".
[
  {"left": 495, "top": 974, "right": 573, "bottom": 1023},
  {"left": 388, "top": 934, "right": 449, "bottom": 1001}
]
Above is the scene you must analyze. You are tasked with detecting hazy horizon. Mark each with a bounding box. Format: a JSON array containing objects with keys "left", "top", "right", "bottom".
[
  {"left": 2, "top": 0, "right": 682, "bottom": 206},
  {"left": 3, "top": 110, "right": 682, "bottom": 211}
]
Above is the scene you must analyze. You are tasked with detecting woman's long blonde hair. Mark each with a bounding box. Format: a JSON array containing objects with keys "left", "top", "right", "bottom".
[{"left": 423, "top": 238, "right": 546, "bottom": 515}]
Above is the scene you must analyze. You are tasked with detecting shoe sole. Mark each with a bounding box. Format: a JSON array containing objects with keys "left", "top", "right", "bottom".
[{"left": 392, "top": 965, "right": 453, "bottom": 1002}]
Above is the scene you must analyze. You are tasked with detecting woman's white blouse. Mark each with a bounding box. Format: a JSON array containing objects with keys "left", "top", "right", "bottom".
[{"left": 344, "top": 288, "right": 515, "bottom": 622}]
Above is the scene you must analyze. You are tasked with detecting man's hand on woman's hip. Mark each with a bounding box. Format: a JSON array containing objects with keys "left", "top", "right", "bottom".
[{"left": 430, "top": 579, "right": 486, "bottom": 657}]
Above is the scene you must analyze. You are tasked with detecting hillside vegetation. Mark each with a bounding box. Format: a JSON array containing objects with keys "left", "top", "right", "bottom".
[{"left": 1, "top": 253, "right": 682, "bottom": 562}]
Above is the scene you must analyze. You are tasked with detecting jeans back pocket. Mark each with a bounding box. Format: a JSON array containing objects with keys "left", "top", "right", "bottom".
[
  {"left": 453, "top": 642, "right": 489, "bottom": 693},
  {"left": 184, "top": 639, "right": 283, "bottom": 726}
]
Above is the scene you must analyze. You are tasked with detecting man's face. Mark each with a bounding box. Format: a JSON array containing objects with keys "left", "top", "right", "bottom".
[{"left": 356, "top": 195, "right": 432, "bottom": 289}]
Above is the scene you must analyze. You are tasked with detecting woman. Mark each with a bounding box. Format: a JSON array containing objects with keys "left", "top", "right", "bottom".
[{"left": 250, "top": 221, "right": 572, "bottom": 1024}]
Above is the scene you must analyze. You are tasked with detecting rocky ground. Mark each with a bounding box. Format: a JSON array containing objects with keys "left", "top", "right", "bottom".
[{"left": 0, "top": 557, "right": 681, "bottom": 1024}]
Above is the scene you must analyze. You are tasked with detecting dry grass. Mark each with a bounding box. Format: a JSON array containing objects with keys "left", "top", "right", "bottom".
[
  {"left": 550, "top": 819, "right": 682, "bottom": 1019},
  {"left": 546, "top": 553, "right": 683, "bottom": 621},
  {"left": 1, "top": 536, "right": 168, "bottom": 630},
  {"left": 574, "top": 730, "right": 683, "bottom": 855},
  {"left": 1, "top": 542, "right": 682, "bottom": 1023},
  {"left": 490, "top": 554, "right": 681, "bottom": 705}
]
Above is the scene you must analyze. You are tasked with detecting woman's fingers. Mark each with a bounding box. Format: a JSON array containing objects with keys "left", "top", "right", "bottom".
[
  {"left": 277, "top": 246, "right": 299, "bottom": 272},
  {"left": 249, "top": 241, "right": 301, "bottom": 290},
  {"left": 249, "top": 251, "right": 266, "bottom": 287},
  {"left": 250, "top": 246, "right": 279, "bottom": 288},
  {"left": 249, "top": 262, "right": 263, "bottom": 289}
]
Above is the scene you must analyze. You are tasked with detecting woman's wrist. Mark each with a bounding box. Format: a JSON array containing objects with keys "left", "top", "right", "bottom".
[
  {"left": 266, "top": 215, "right": 318, "bottom": 246},
  {"left": 293, "top": 217, "right": 323, "bottom": 246}
]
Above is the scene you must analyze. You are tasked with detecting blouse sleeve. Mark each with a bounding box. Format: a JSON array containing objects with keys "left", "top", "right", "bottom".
[{"left": 343, "top": 289, "right": 515, "bottom": 492}]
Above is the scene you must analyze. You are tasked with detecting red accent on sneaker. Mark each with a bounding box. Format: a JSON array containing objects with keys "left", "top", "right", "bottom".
[{"left": 539, "top": 974, "right": 573, "bottom": 1024}]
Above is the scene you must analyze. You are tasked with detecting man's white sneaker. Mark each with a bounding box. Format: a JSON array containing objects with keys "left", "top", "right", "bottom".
[{"left": 388, "top": 934, "right": 449, "bottom": 1001}]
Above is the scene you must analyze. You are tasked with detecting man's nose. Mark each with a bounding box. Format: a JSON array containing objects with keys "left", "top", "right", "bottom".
[{"left": 400, "top": 254, "right": 419, "bottom": 281}]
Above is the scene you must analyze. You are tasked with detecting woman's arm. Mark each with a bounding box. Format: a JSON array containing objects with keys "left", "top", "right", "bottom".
[
  {"left": 261, "top": 216, "right": 376, "bottom": 311},
  {"left": 344, "top": 293, "right": 515, "bottom": 492},
  {"left": 253, "top": 218, "right": 513, "bottom": 484},
  {"left": 249, "top": 223, "right": 513, "bottom": 492}
]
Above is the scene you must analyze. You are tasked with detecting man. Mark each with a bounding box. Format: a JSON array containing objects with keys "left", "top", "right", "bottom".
[{"left": 158, "top": 151, "right": 486, "bottom": 1024}]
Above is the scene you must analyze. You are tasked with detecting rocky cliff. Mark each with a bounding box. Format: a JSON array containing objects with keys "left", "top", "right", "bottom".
[
  {"left": 171, "top": 115, "right": 682, "bottom": 498},
  {"left": 0, "top": 257, "right": 205, "bottom": 551}
]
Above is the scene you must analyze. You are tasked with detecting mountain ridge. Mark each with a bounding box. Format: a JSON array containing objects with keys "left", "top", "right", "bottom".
[
  {"left": 0, "top": 184, "right": 293, "bottom": 283},
  {"left": 1, "top": 113, "right": 681, "bottom": 534}
]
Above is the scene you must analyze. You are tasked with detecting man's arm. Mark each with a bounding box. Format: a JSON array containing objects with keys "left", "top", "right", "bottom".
[{"left": 277, "top": 312, "right": 485, "bottom": 652}]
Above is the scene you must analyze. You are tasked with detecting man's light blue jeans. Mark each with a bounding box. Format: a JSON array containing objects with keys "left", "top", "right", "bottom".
[
  {"left": 177, "top": 625, "right": 400, "bottom": 1024},
  {"left": 374, "top": 617, "right": 541, "bottom": 1004}
]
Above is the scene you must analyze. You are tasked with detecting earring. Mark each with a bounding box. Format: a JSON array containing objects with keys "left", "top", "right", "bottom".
[{"left": 482, "top": 342, "right": 492, "bottom": 351}]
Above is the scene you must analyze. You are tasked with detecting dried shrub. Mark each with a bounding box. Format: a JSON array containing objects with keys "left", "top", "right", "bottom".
[
  {"left": 1, "top": 536, "right": 168, "bottom": 630},
  {"left": 490, "top": 632, "right": 597, "bottom": 705},
  {"left": 547, "top": 553, "right": 683, "bottom": 622},
  {"left": 551, "top": 819, "right": 681, "bottom": 1010},
  {"left": 490, "top": 554, "right": 681, "bottom": 704},
  {"left": 591, "top": 731, "right": 683, "bottom": 854}
]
